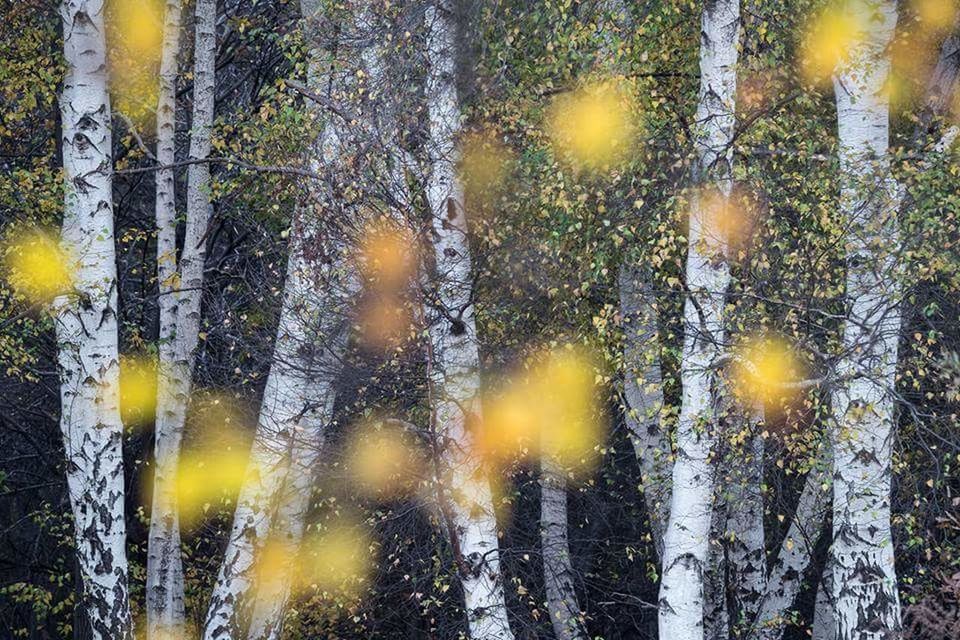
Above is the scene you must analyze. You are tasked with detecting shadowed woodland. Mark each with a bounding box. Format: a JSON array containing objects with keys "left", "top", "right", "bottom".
[{"left": 2, "top": 0, "right": 960, "bottom": 639}]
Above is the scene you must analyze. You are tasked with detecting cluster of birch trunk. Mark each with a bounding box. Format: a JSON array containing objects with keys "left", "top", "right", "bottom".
[{"left": 51, "top": 1, "right": 959, "bottom": 639}]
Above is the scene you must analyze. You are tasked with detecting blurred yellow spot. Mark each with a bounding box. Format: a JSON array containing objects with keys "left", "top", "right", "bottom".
[
  {"left": 174, "top": 394, "right": 255, "bottom": 526},
  {"left": 297, "top": 522, "right": 373, "bottom": 596},
  {"left": 176, "top": 448, "right": 251, "bottom": 526},
  {"left": 110, "top": 0, "right": 163, "bottom": 55},
  {"left": 913, "top": 0, "right": 958, "bottom": 31},
  {"left": 120, "top": 354, "right": 158, "bottom": 426},
  {"left": 480, "top": 346, "right": 604, "bottom": 471},
  {"left": 731, "top": 336, "right": 805, "bottom": 405},
  {"left": 547, "top": 80, "right": 637, "bottom": 170},
  {"left": 108, "top": 1, "right": 163, "bottom": 126},
  {"left": 698, "top": 187, "right": 756, "bottom": 251},
  {"left": 359, "top": 223, "right": 416, "bottom": 292},
  {"left": 800, "top": 5, "right": 863, "bottom": 83},
  {"left": 346, "top": 419, "right": 424, "bottom": 498},
  {"left": 460, "top": 131, "right": 512, "bottom": 202},
  {"left": 2, "top": 229, "right": 72, "bottom": 304}
]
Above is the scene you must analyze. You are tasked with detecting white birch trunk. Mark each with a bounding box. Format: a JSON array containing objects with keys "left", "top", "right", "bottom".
[
  {"left": 243, "top": 4, "right": 376, "bottom": 637},
  {"left": 751, "top": 457, "right": 830, "bottom": 640},
  {"left": 541, "top": 458, "right": 588, "bottom": 640},
  {"left": 658, "top": 1, "right": 739, "bottom": 639},
  {"left": 55, "top": 2, "right": 132, "bottom": 638},
  {"left": 146, "top": 2, "right": 187, "bottom": 637},
  {"left": 812, "top": 561, "right": 836, "bottom": 640},
  {"left": 203, "top": 2, "right": 359, "bottom": 637},
  {"left": 727, "top": 423, "right": 766, "bottom": 637},
  {"left": 423, "top": 3, "right": 514, "bottom": 638},
  {"left": 619, "top": 264, "right": 670, "bottom": 556},
  {"left": 829, "top": 3, "right": 901, "bottom": 638}
]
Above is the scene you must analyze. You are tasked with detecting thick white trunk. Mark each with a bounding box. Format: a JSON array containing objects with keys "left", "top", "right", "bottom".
[
  {"left": 658, "top": 2, "right": 739, "bottom": 639},
  {"left": 619, "top": 264, "right": 670, "bottom": 555},
  {"left": 55, "top": 2, "right": 132, "bottom": 638},
  {"left": 423, "top": 3, "right": 514, "bottom": 638},
  {"left": 146, "top": 2, "right": 187, "bottom": 637},
  {"left": 829, "top": 3, "right": 901, "bottom": 639},
  {"left": 541, "top": 458, "right": 588, "bottom": 640}
]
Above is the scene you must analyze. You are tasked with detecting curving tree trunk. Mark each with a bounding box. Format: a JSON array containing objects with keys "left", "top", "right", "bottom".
[
  {"left": 828, "top": 2, "right": 901, "bottom": 638},
  {"left": 54, "top": 1, "right": 132, "bottom": 638},
  {"left": 422, "top": 2, "right": 514, "bottom": 638},
  {"left": 658, "top": 1, "right": 740, "bottom": 639},
  {"left": 145, "top": 1, "right": 187, "bottom": 637}
]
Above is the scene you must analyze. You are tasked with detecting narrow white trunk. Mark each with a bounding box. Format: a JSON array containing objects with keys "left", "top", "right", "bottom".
[
  {"left": 619, "top": 264, "right": 670, "bottom": 555},
  {"left": 751, "top": 456, "right": 830, "bottom": 640},
  {"left": 55, "top": 2, "right": 132, "bottom": 638},
  {"left": 829, "top": 3, "right": 901, "bottom": 639},
  {"left": 203, "top": 3, "right": 358, "bottom": 637},
  {"left": 658, "top": 2, "right": 739, "bottom": 639},
  {"left": 541, "top": 459, "right": 588, "bottom": 640},
  {"left": 727, "top": 425, "right": 766, "bottom": 637},
  {"left": 146, "top": 2, "right": 186, "bottom": 637},
  {"left": 423, "top": 3, "right": 514, "bottom": 638},
  {"left": 812, "top": 560, "right": 835, "bottom": 640}
]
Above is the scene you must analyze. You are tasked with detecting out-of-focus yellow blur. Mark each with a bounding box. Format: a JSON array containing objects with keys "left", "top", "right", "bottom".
[
  {"left": 345, "top": 419, "right": 424, "bottom": 499},
  {"left": 731, "top": 335, "right": 805, "bottom": 405},
  {"left": 800, "top": 4, "right": 863, "bottom": 83},
  {"left": 547, "top": 80, "right": 638, "bottom": 171},
  {"left": 479, "top": 345, "right": 604, "bottom": 471},
  {"left": 120, "top": 353, "right": 158, "bottom": 426},
  {"left": 2, "top": 228, "right": 72, "bottom": 304}
]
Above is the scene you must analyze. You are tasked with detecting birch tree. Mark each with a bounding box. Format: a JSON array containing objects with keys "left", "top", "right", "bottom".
[
  {"left": 422, "top": 2, "right": 514, "bottom": 638},
  {"left": 658, "top": 1, "right": 740, "bottom": 638},
  {"left": 145, "top": 1, "right": 186, "bottom": 637},
  {"left": 201, "top": 1, "right": 361, "bottom": 636},
  {"left": 828, "top": 2, "right": 901, "bottom": 637},
  {"left": 54, "top": 1, "right": 132, "bottom": 637}
]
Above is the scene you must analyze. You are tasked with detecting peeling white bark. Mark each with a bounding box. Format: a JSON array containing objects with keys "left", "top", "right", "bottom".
[
  {"left": 658, "top": 1, "right": 740, "bottom": 639},
  {"left": 55, "top": 2, "right": 132, "bottom": 638},
  {"left": 146, "top": 2, "right": 187, "bottom": 637},
  {"left": 423, "top": 3, "right": 514, "bottom": 638},
  {"left": 829, "top": 3, "right": 902, "bottom": 639},
  {"left": 727, "top": 428, "right": 766, "bottom": 637},
  {"left": 812, "top": 560, "right": 835, "bottom": 640}
]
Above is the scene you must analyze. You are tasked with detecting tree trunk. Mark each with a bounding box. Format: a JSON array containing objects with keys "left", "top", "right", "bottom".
[
  {"left": 727, "top": 423, "right": 766, "bottom": 638},
  {"left": 423, "top": 2, "right": 514, "bottom": 638},
  {"left": 541, "top": 458, "right": 588, "bottom": 640},
  {"left": 146, "top": 2, "right": 187, "bottom": 637},
  {"left": 619, "top": 264, "right": 670, "bottom": 556},
  {"left": 829, "top": 3, "right": 901, "bottom": 639},
  {"left": 55, "top": 2, "right": 132, "bottom": 638},
  {"left": 658, "top": 1, "right": 740, "bottom": 639},
  {"left": 202, "top": 2, "right": 359, "bottom": 637},
  {"left": 750, "top": 455, "right": 830, "bottom": 640},
  {"left": 812, "top": 560, "right": 835, "bottom": 640}
]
